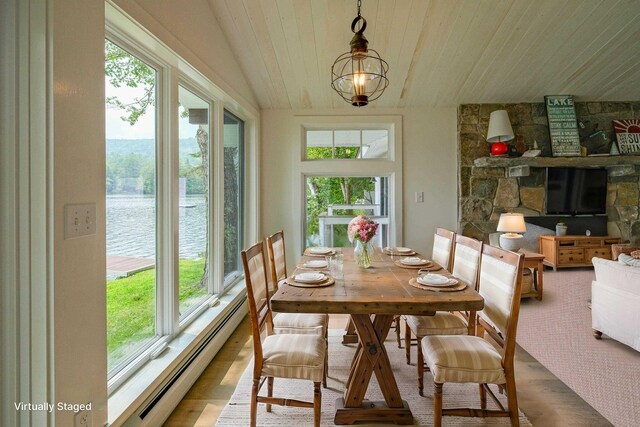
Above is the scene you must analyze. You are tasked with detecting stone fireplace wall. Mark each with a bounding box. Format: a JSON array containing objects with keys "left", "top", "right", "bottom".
[{"left": 458, "top": 102, "right": 640, "bottom": 244}]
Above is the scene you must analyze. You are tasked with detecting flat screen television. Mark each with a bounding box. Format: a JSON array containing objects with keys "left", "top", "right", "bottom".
[{"left": 545, "top": 167, "right": 607, "bottom": 215}]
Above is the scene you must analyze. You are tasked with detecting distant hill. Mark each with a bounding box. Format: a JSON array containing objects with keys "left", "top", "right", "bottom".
[{"left": 107, "top": 138, "right": 200, "bottom": 157}]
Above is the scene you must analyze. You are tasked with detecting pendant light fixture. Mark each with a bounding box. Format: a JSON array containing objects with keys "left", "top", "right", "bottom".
[{"left": 331, "top": 0, "right": 389, "bottom": 107}]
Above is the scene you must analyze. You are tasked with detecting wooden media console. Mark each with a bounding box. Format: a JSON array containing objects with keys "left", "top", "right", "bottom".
[{"left": 539, "top": 235, "right": 621, "bottom": 270}]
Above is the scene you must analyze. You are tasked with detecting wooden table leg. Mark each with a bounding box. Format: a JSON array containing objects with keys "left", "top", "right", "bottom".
[
  {"left": 335, "top": 314, "right": 413, "bottom": 425},
  {"left": 536, "top": 260, "right": 544, "bottom": 301},
  {"left": 342, "top": 318, "right": 359, "bottom": 344}
]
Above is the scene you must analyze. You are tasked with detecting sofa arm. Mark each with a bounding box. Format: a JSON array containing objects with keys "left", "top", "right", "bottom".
[
  {"left": 592, "top": 257, "right": 640, "bottom": 295},
  {"left": 592, "top": 280, "right": 640, "bottom": 352}
]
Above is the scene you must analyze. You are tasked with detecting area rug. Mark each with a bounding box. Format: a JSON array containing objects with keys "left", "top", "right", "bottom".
[
  {"left": 517, "top": 269, "right": 640, "bottom": 427},
  {"left": 217, "top": 330, "right": 532, "bottom": 426}
]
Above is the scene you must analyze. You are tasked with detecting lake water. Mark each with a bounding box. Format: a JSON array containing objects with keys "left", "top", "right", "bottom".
[{"left": 106, "top": 194, "right": 207, "bottom": 259}]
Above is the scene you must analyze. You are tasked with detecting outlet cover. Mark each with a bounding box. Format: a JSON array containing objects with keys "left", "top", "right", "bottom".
[{"left": 74, "top": 408, "right": 92, "bottom": 427}]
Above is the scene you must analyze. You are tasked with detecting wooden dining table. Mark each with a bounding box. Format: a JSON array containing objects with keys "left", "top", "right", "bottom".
[{"left": 270, "top": 247, "right": 484, "bottom": 425}]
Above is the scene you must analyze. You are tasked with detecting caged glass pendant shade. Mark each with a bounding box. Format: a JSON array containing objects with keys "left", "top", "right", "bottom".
[{"left": 331, "top": 0, "right": 389, "bottom": 107}]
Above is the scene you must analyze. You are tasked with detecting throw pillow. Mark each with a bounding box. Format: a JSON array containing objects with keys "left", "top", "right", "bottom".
[{"left": 618, "top": 253, "right": 640, "bottom": 268}]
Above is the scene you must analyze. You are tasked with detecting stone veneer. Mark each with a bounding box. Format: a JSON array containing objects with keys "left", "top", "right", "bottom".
[{"left": 458, "top": 102, "right": 640, "bottom": 244}]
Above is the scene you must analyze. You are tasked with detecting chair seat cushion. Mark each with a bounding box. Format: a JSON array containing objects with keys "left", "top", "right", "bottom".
[
  {"left": 273, "top": 312, "right": 328, "bottom": 335},
  {"left": 421, "top": 335, "right": 506, "bottom": 385},
  {"left": 261, "top": 334, "right": 326, "bottom": 382},
  {"left": 405, "top": 313, "right": 468, "bottom": 336}
]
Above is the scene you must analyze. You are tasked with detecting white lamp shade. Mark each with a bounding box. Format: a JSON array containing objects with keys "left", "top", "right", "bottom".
[
  {"left": 487, "top": 110, "right": 514, "bottom": 143},
  {"left": 497, "top": 213, "right": 526, "bottom": 233}
]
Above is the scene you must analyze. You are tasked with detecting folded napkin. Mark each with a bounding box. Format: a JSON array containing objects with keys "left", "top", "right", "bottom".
[
  {"left": 294, "top": 272, "right": 325, "bottom": 283},
  {"left": 401, "top": 257, "right": 428, "bottom": 265},
  {"left": 418, "top": 274, "right": 456, "bottom": 286},
  {"left": 304, "top": 260, "right": 328, "bottom": 268}
]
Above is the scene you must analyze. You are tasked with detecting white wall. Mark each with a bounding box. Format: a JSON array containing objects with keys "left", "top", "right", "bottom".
[
  {"left": 47, "top": 1, "right": 257, "bottom": 426},
  {"left": 52, "top": 1, "right": 108, "bottom": 425},
  {"left": 261, "top": 107, "right": 457, "bottom": 268},
  {"left": 113, "top": 0, "right": 258, "bottom": 110}
]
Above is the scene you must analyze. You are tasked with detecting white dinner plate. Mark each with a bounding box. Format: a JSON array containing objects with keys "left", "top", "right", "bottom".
[
  {"left": 394, "top": 247, "right": 412, "bottom": 253},
  {"left": 400, "top": 257, "right": 429, "bottom": 266},
  {"left": 304, "top": 260, "right": 328, "bottom": 269},
  {"left": 294, "top": 272, "right": 326, "bottom": 283},
  {"left": 309, "top": 247, "right": 332, "bottom": 255},
  {"left": 418, "top": 274, "right": 456, "bottom": 287}
]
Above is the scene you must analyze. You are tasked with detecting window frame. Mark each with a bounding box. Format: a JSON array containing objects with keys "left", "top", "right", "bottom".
[
  {"left": 222, "top": 109, "right": 246, "bottom": 290},
  {"left": 104, "top": 32, "right": 167, "bottom": 381},
  {"left": 294, "top": 116, "right": 403, "bottom": 256},
  {"left": 304, "top": 129, "right": 390, "bottom": 160},
  {"left": 175, "top": 79, "right": 216, "bottom": 325}
]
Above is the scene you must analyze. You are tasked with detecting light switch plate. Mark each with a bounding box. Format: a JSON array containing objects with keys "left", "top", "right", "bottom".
[
  {"left": 415, "top": 191, "right": 424, "bottom": 203},
  {"left": 65, "top": 203, "right": 97, "bottom": 239}
]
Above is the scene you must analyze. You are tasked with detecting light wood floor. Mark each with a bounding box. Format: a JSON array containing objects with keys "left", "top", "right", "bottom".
[{"left": 164, "top": 315, "right": 611, "bottom": 426}]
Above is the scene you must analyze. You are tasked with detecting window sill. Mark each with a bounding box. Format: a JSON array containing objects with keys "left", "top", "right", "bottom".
[{"left": 107, "top": 281, "right": 246, "bottom": 426}]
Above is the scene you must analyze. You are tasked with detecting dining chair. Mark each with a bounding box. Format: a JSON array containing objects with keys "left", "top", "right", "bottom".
[
  {"left": 266, "top": 230, "right": 329, "bottom": 387},
  {"left": 407, "top": 235, "right": 484, "bottom": 395},
  {"left": 432, "top": 227, "right": 456, "bottom": 271},
  {"left": 242, "top": 241, "right": 325, "bottom": 427},
  {"left": 403, "top": 227, "right": 457, "bottom": 366},
  {"left": 421, "top": 245, "right": 524, "bottom": 427}
]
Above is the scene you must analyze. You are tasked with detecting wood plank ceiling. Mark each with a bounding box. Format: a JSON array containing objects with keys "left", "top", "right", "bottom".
[{"left": 208, "top": 0, "right": 640, "bottom": 110}]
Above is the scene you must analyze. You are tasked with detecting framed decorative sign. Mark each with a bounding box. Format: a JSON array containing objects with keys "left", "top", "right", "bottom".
[
  {"left": 545, "top": 95, "right": 581, "bottom": 157},
  {"left": 613, "top": 119, "right": 640, "bottom": 154}
]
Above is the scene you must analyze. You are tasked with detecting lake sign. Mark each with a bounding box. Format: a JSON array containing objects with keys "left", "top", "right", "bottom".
[{"left": 545, "top": 95, "right": 581, "bottom": 157}]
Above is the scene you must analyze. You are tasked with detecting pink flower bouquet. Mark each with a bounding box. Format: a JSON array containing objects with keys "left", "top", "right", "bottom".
[{"left": 347, "top": 215, "right": 379, "bottom": 243}]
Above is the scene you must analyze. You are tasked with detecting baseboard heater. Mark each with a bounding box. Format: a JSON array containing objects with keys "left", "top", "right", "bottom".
[{"left": 138, "top": 295, "right": 246, "bottom": 420}]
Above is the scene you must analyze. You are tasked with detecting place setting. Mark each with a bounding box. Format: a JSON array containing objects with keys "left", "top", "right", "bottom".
[
  {"left": 283, "top": 271, "right": 335, "bottom": 288},
  {"left": 383, "top": 246, "right": 416, "bottom": 256},
  {"left": 408, "top": 273, "right": 467, "bottom": 292},
  {"left": 297, "top": 259, "right": 329, "bottom": 270},
  {"left": 303, "top": 246, "right": 336, "bottom": 257},
  {"left": 394, "top": 256, "right": 441, "bottom": 271}
]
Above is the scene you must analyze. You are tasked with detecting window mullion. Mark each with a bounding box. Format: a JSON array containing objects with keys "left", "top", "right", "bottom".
[{"left": 157, "top": 66, "right": 179, "bottom": 337}]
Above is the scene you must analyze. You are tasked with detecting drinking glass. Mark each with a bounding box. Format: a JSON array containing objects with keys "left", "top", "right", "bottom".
[
  {"left": 324, "top": 255, "right": 332, "bottom": 271},
  {"left": 331, "top": 250, "right": 344, "bottom": 279}
]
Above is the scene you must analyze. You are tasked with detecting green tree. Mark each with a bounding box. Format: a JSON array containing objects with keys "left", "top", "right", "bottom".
[{"left": 105, "top": 40, "right": 156, "bottom": 125}]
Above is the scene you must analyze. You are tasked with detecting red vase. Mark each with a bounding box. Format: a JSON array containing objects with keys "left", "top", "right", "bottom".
[{"left": 491, "top": 142, "right": 508, "bottom": 156}]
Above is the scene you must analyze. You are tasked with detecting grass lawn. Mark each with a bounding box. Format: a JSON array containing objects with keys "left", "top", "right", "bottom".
[{"left": 107, "top": 258, "right": 207, "bottom": 369}]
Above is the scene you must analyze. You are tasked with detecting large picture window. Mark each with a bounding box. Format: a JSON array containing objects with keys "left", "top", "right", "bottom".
[
  {"left": 178, "top": 85, "right": 211, "bottom": 320},
  {"left": 105, "top": 40, "right": 158, "bottom": 372},
  {"left": 104, "top": 35, "right": 251, "bottom": 385}
]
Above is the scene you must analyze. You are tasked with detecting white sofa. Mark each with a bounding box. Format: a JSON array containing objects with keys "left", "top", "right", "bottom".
[{"left": 591, "top": 257, "right": 640, "bottom": 352}]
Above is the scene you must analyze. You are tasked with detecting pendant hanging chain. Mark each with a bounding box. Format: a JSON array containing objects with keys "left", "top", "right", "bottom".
[{"left": 357, "top": 0, "right": 362, "bottom": 17}]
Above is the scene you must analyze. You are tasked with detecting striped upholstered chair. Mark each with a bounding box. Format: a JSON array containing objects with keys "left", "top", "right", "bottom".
[
  {"left": 242, "top": 241, "right": 325, "bottom": 427},
  {"left": 421, "top": 245, "right": 524, "bottom": 427},
  {"left": 266, "top": 230, "right": 329, "bottom": 387},
  {"left": 404, "top": 228, "right": 457, "bottom": 365},
  {"left": 412, "top": 234, "right": 483, "bottom": 395}
]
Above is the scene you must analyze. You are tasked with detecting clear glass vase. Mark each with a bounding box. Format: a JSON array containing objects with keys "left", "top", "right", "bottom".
[{"left": 354, "top": 240, "right": 373, "bottom": 269}]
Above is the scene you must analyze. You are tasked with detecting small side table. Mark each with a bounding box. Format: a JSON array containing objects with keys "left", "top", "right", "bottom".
[{"left": 518, "top": 249, "right": 544, "bottom": 301}]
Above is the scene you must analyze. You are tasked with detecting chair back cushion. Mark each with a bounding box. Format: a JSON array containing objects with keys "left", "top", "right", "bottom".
[
  {"left": 452, "top": 238, "right": 482, "bottom": 289},
  {"left": 267, "top": 230, "right": 287, "bottom": 292},
  {"left": 478, "top": 249, "right": 520, "bottom": 336},
  {"left": 271, "top": 237, "right": 286, "bottom": 281},
  {"left": 433, "top": 229, "right": 454, "bottom": 270},
  {"left": 242, "top": 242, "right": 270, "bottom": 334}
]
